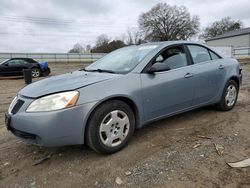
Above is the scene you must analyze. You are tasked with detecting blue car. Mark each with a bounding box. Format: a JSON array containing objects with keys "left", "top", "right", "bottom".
[{"left": 5, "top": 41, "right": 242, "bottom": 154}]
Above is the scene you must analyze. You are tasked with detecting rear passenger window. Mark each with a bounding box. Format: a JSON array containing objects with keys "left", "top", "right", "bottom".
[
  {"left": 187, "top": 45, "right": 211, "bottom": 64},
  {"left": 209, "top": 50, "right": 221, "bottom": 60}
]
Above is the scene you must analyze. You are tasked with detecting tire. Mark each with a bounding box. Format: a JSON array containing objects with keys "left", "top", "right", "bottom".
[
  {"left": 216, "top": 80, "right": 239, "bottom": 111},
  {"left": 86, "top": 100, "right": 135, "bottom": 154},
  {"left": 31, "top": 68, "right": 41, "bottom": 78}
]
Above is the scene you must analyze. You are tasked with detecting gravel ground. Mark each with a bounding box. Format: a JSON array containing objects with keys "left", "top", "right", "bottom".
[{"left": 0, "top": 62, "right": 249, "bottom": 188}]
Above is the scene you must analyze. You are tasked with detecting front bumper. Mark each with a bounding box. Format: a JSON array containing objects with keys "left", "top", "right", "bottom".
[
  {"left": 41, "top": 67, "right": 51, "bottom": 76},
  {"left": 239, "top": 68, "right": 243, "bottom": 85},
  {"left": 5, "top": 95, "right": 96, "bottom": 147}
]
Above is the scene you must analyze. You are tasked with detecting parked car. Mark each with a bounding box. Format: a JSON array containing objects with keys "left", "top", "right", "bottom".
[
  {"left": 0, "top": 58, "right": 50, "bottom": 78},
  {"left": 5, "top": 41, "right": 242, "bottom": 154}
]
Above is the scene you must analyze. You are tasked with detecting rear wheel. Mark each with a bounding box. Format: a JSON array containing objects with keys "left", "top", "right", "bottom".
[
  {"left": 216, "top": 80, "right": 238, "bottom": 111},
  {"left": 31, "top": 68, "right": 41, "bottom": 78},
  {"left": 86, "top": 100, "right": 135, "bottom": 154}
]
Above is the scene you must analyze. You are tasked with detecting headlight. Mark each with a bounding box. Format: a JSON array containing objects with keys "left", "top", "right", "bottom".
[{"left": 26, "top": 91, "right": 79, "bottom": 112}]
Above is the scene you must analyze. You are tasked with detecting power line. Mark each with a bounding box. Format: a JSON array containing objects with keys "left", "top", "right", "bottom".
[
  {"left": 0, "top": 31, "right": 125, "bottom": 38},
  {"left": 0, "top": 15, "right": 135, "bottom": 27},
  {"left": 0, "top": 15, "right": 137, "bottom": 39}
]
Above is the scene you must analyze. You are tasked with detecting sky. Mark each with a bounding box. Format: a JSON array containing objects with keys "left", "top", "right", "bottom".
[{"left": 0, "top": 0, "right": 250, "bottom": 53}]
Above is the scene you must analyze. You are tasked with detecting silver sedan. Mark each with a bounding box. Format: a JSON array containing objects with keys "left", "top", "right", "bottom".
[{"left": 5, "top": 41, "right": 242, "bottom": 154}]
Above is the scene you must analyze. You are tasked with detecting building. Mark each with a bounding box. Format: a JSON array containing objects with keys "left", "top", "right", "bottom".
[
  {"left": 206, "top": 28, "right": 250, "bottom": 57},
  {"left": 205, "top": 27, "right": 250, "bottom": 48}
]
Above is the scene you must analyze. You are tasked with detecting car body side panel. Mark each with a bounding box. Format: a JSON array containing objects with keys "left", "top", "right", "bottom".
[
  {"left": 0, "top": 64, "right": 9, "bottom": 76},
  {"left": 140, "top": 66, "right": 195, "bottom": 121},
  {"left": 77, "top": 73, "right": 144, "bottom": 127},
  {"left": 190, "top": 59, "right": 226, "bottom": 106}
]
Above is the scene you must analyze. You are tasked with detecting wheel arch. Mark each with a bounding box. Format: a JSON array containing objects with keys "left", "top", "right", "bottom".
[
  {"left": 84, "top": 96, "right": 140, "bottom": 142},
  {"left": 228, "top": 76, "right": 240, "bottom": 88},
  {"left": 31, "top": 64, "right": 41, "bottom": 70}
]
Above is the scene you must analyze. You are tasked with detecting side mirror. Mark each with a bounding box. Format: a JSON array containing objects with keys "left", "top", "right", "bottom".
[
  {"left": 147, "top": 63, "right": 170, "bottom": 74},
  {"left": 4, "top": 63, "right": 9, "bottom": 66}
]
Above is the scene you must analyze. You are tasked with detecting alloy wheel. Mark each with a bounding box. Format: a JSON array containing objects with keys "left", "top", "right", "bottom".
[
  {"left": 32, "top": 69, "right": 40, "bottom": 78},
  {"left": 225, "top": 84, "right": 237, "bottom": 107},
  {"left": 99, "top": 110, "right": 130, "bottom": 147}
]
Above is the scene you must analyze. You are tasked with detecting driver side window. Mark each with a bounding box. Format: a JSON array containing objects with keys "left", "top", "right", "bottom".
[
  {"left": 153, "top": 46, "right": 188, "bottom": 70},
  {"left": 7, "top": 60, "right": 22, "bottom": 66}
]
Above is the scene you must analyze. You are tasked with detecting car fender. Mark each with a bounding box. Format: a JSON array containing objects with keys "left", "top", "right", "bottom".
[
  {"left": 217, "top": 59, "right": 241, "bottom": 101},
  {"left": 80, "top": 94, "right": 142, "bottom": 142}
]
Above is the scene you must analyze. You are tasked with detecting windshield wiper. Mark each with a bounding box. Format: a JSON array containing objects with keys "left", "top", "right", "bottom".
[{"left": 81, "top": 68, "right": 117, "bottom": 74}]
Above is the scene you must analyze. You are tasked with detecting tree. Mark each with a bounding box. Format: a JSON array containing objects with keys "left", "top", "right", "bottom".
[
  {"left": 68, "top": 43, "right": 84, "bottom": 53},
  {"left": 138, "top": 3, "right": 200, "bottom": 41},
  {"left": 68, "top": 43, "right": 92, "bottom": 53},
  {"left": 200, "top": 17, "right": 243, "bottom": 39},
  {"left": 125, "top": 28, "right": 145, "bottom": 45},
  {"left": 95, "top": 34, "right": 110, "bottom": 47},
  {"left": 91, "top": 39, "right": 125, "bottom": 53},
  {"left": 85, "top": 45, "right": 91, "bottom": 53}
]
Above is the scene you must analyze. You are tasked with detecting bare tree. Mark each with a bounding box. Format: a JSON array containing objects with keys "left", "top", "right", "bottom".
[
  {"left": 68, "top": 43, "right": 84, "bottom": 53},
  {"left": 138, "top": 3, "right": 200, "bottom": 41},
  {"left": 200, "top": 17, "right": 243, "bottom": 39},
  {"left": 91, "top": 35, "right": 125, "bottom": 53},
  {"left": 126, "top": 28, "right": 144, "bottom": 45},
  {"left": 85, "top": 44, "right": 91, "bottom": 53},
  {"left": 95, "top": 34, "right": 110, "bottom": 47}
]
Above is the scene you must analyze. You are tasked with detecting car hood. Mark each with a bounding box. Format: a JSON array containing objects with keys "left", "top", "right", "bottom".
[{"left": 19, "top": 70, "right": 122, "bottom": 98}]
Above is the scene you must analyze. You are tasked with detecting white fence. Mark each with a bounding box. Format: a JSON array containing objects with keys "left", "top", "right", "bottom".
[
  {"left": 209, "top": 46, "right": 233, "bottom": 58},
  {"left": 1, "top": 47, "right": 249, "bottom": 63},
  {"left": 209, "top": 46, "right": 250, "bottom": 58},
  {"left": 0, "top": 53, "right": 106, "bottom": 63},
  {"left": 233, "top": 47, "right": 250, "bottom": 58}
]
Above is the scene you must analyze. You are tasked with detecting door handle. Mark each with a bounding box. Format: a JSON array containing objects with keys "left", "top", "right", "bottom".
[
  {"left": 218, "top": 65, "right": 225, "bottom": 69},
  {"left": 184, "top": 73, "right": 194, "bottom": 78}
]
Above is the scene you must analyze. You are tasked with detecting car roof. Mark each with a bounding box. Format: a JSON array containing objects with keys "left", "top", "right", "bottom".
[
  {"left": 10, "top": 58, "right": 35, "bottom": 60},
  {"left": 8, "top": 58, "right": 38, "bottom": 63},
  {"left": 140, "top": 40, "right": 207, "bottom": 47}
]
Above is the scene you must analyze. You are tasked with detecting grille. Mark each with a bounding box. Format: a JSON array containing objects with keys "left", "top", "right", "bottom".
[{"left": 11, "top": 99, "right": 24, "bottom": 114}]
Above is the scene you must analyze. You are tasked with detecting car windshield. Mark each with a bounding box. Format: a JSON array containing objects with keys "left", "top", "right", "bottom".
[
  {"left": 0, "top": 59, "right": 9, "bottom": 65},
  {"left": 85, "top": 45, "right": 158, "bottom": 73}
]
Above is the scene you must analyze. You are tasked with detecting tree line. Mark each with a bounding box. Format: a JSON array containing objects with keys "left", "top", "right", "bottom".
[{"left": 69, "top": 3, "right": 243, "bottom": 53}]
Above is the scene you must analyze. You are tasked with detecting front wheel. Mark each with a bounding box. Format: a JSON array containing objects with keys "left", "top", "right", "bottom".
[
  {"left": 31, "top": 68, "right": 41, "bottom": 78},
  {"left": 86, "top": 100, "right": 135, "bottom": 154},
  {"left": 216, "top": 80, "right": 239, "bottom": 111}
]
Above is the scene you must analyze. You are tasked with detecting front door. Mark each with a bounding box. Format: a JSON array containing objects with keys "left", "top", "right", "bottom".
[
  {"left": 6, "top": 59, "right": 27, "bottom": 76},
  {"left": 141, "top": 45, "right": 195, "bottom": 121}
]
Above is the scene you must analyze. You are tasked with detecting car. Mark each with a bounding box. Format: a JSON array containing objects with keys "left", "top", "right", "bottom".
[
  {"left": 0, "top": 58, "right": 50, "bottom": 78},
  {"left": 5, "top": 41, "right": 242, "bottom": 154}
]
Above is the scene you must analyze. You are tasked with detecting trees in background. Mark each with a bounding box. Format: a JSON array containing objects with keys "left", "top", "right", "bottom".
[
  {"left": 138, "top": 3, "right": 200, "bottom": 41},
  {"left": 68, "top": 43, "right": 84, "bottom": 53},
  {"left": 69, "top": 3, "right": 244, "bottom": 53},
  {"left": 200, "top": 17, "right": 243, "bottom": 39},
  {"left": 125, "top": 28, "right": 144, "bottom": 45},
  {"left": 91, "top": 35, "right": 126, "bottom": 53},
  {"left": 68, "top": 43, "right": 91, "bottom": 53},
  {"left": 69, "top": 3, "right": 200, "bottom": 53}
]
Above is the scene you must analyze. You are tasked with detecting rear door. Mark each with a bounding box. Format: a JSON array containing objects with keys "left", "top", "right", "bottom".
[
  {"left": 186, "top": 44, "right": 226, "bottom": 106},
  {"left": 141, "top": 45, "right": 195, "bottom": 121}
]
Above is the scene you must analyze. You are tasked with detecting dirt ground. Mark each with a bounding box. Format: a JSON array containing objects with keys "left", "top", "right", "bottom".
[{"left": 0, "top": 62, "right": 249, "bottom": 188}]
